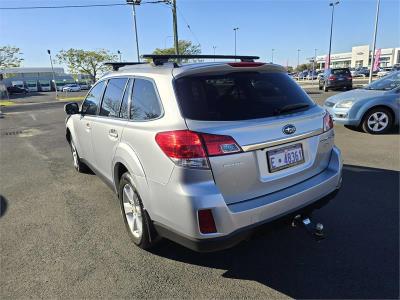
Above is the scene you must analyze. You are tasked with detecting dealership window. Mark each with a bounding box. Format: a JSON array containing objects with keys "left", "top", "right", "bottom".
[{"left": 355, "top": 60, "right": 363, "bottom": 68}]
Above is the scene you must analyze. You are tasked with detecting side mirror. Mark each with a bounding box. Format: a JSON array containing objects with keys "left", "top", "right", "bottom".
[{"left": 64, "top": 102, "right": 79, "bottom": 115}]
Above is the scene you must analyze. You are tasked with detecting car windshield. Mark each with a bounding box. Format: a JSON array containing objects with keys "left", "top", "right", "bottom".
[
  {"left": 175, "top": 72, "right": 315, "bottom": 121},
  {"left": 364, "top": 71, "right": 400, "bottom": 91}
]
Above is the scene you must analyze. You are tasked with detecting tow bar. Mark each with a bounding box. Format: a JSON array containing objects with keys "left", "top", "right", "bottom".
[{"left": 291, "top": 214, "right": 325, "bottom": 240}]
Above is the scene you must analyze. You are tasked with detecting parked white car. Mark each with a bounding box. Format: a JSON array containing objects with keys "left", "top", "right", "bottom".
[
  {"left": 63, "top": 84, "right": 81, "bottom": 92},
  {"left": 377, "top": 67, "right": 392, "bottom": 78}
]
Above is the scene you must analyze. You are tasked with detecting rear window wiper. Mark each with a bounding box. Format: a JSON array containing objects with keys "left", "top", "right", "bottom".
[{"left": 274, "top": 103, "right": 310, "bottom": 115}]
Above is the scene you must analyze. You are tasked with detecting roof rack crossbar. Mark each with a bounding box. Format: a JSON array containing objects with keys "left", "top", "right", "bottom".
[
  {"left": 141, "top": 54, "right": 260, "bottom": 65},
  {"left": 104, "top": 62, "right": 146, "bottom": 71}
]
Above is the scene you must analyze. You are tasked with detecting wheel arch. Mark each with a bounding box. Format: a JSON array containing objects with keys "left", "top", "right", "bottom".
[
  {"left": 361, "top": 104, "right": 395, "bottom": 123},
  {"left": 112, "top": 143, "right": 151, "bottom": 212}
]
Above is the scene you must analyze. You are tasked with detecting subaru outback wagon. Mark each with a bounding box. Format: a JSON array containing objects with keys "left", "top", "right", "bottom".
[{"left": 64, "top": 55, "right": 343, "bottom": 252}]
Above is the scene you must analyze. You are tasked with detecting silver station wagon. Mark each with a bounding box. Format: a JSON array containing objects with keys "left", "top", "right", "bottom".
[{"left": 64, "top": 55, "right": 343, "bottom": 252}]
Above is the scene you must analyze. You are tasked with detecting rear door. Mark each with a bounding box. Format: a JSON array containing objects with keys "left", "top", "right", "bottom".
[
  {"left": 174, "top": 70, "right": 331, "bottom": 204},
  {"left": 91, "top": 77, "right": 131, "bottom": 182}
]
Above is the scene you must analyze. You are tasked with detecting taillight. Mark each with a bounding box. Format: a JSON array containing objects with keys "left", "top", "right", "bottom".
[
  {"left": 347, "top": 76, "right": 352, "bottom": 80},
  {"left": 228, "top": 62, "right": 265, "bottom": 67},
  {"left": 328, "top": 75, "right": 336, "bottom": 80},
  {"left": 198, "top": 209, "right": 217, "bottom": 234},
  {"left": 201, "top": 133, "right": 241, "bottom": 156},
  {"left": 155, "top": 130, "right": 242, "bottom": 169},
  {"left": 323, "top": 111, "right": 334, "bottom": 132}
]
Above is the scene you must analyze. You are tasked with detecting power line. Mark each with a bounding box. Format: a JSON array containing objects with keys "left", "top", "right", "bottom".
[
  {"left": 0, "top": 1, "right": 166, "bottom": 10},
  {"left": 163, "top": 2, "right": 201, "bottom": 46}
]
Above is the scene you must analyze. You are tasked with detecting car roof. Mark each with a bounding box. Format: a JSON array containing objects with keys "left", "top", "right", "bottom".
[{"left": 101, "top": 61, "right": 287, "bottom": 80}]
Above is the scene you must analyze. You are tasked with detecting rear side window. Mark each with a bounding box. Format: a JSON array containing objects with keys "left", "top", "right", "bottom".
[
  {"left": 174, "top": 72, "right": 315, "bottom": 121},
  {"left": 332, "top": 69, "right": 350, "bottom": 75},
  {"left": 100, "top": 78, "right": 128, "bottom": 117},
  {"left": 82, "top": 81, "right": 106, "bottom": 115},
  {"left": 130, "top": 79, "right": 162, "bottom": 121}
]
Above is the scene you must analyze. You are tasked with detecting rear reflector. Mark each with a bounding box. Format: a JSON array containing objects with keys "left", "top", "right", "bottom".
[
  {"left": 228, "top": 62, "right": 265, "bottom": 67},
  {"left": 323, "top": 111, "right": 334, "bottom": 132},
  {"left": 198, "top": 209, "right": 217, "bottom": 234},
  {"left": 155, "top": 130, "right": 242, "bottom": 169}
]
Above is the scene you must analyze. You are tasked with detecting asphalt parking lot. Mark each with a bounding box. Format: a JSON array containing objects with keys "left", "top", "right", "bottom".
[{"left": 0, "top": 90, "right": 399, "bottom": 299}]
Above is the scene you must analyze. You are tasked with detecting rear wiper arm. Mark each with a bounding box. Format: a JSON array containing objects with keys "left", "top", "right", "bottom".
[{"left": 274, "top": 103, "right": 310, "bottom": 115}]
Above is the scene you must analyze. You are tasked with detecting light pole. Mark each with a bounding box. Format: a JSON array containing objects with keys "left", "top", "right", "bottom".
[
  {"left": 47, "top": 49, "right": 57, "bottom": 99},
  {"left": 297, "top": 49, "right": 301, "bottom": 79},
  {"left": 369, "top": 0, "right": 381, "bottom": 84},
  {"left": 126, "top": 0, "right": 141, "bottom": 62},
  {"left": 212, "top": 46, "right": 217, "bottom": 61},
  {"left": 312, "top": 48, "right": 317, "bottom": 85},
  {"left": 117, "top": 50, "right": 122, "bottom": 62},
  {"left": 233, "top": 27, "right": 239, "bottom": 57},
  {"left": 327, "top": 1, "right": 340, "bottom": 70},
  {"left": 271, "top": 49, "right": 275, "bottom": 63}
]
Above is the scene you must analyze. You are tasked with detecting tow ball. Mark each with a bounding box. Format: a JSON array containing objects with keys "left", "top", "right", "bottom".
[{"left": 291, "top": 214, "right": 325, "bottom": 240}]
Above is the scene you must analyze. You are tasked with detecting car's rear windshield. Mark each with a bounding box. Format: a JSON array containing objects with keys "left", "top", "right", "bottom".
[
  {"left": 332, "top": 69, "right": 350, "bottom": 75},
  {"left": 174, "top": 72, "right": 314, "bottom": 121}
]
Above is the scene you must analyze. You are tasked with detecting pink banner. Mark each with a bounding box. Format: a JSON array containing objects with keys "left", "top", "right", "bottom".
[
  {"left": 324, "top": 55, "right": 330, "bottom": 70},
  {"left": 373, "top": 48, "right": 381, "bottom": 71}
]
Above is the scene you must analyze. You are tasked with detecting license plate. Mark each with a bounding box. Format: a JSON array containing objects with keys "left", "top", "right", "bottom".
[{"left": 267, "top": 143, "right": 305, "bottom": 173}]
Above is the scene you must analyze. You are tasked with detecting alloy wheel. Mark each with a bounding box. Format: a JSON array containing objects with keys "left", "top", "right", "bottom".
[
  {"left": 122, "top": 183, "right": 143, "bottom": 240},
  {"left": 367, "top": 112, "right": 389, "bottom": 132}
]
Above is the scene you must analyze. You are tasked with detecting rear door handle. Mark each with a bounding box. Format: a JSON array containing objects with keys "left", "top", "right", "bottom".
[{"left": 109, "top": 129, "right": 118, "bottom": 138}]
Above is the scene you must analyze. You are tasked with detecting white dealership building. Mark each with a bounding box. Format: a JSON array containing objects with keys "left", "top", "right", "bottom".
[{"left": 315, "top": 45, "right": 400, "bottom": 69}]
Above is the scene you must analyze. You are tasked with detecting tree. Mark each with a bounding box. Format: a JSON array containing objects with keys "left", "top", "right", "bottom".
[
  {"left": 151, "top": 40, "right": 201, "bottom": 61},
  {"left": 0, "top": 46, "right": 23, "bottom": 69},
  {"left": 56, "top": 49, "right": 117, "bottom": 82}
]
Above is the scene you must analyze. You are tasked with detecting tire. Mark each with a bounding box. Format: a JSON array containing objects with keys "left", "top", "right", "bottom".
[
  {"left": 119, "top": 172, "right": 154, "bottom": 249},
  {"left": 323, "top": 83, "right": 328, "bottom": 92},
  {"left": 361, "top": 107, "right": 393, "bottom": 134},
  {"left": 70, "top": 139, "right": 89, "bottom": 172},
  {"left": 318, "top": 83, "right": 322, "bottom": 90}
]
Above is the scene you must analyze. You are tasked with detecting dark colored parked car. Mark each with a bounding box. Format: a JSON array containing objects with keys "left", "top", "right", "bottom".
[
  {"left": 7, "top": 86, "right": 28, "bottom": 95},
  {"left": 319, "top": 68, "right": 352, "bottom": 91}
]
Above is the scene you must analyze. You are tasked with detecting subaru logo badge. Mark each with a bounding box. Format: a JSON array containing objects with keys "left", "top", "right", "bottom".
[{"left": 283, "top": 124, "right": 296, "bottom": 135}]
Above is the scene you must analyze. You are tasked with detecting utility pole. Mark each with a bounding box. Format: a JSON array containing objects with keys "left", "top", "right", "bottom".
[
  {"left": 47, "top": 49, "right": 57, "bottom": 99},
  {"left": 233, "top": 27, "right": 239, "bottom": 57},
  {"left": 369, "top": 0, "right": 381, "bottom": 84},
  {"left": 327, "top": 1, "right": 340, "bottom": 69},
  {"left": 172, "top": 0, "right": 179, "bottom": 55},
  {"left": 126, "top": 0, "right": 141, "bottom": 62},
  {"left": 271, "top": 48, "right": 275, "bottom": 63},
  {"left": 117, "top": 50, "right": 122, "bottom": 62}
]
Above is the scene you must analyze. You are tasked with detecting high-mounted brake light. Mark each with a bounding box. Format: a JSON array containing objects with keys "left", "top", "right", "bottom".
[
  {"left": 228, "top": 62, "right": 265, "bottom": 67},
  {"left": 198, "top": 209, "right": 217, "bottom": 234},
  {"left": 155, "top": 130, "right": 242, "bottom": 169},
  {"left": 323, "top": 111, "right": 334, "bottom": 132}
]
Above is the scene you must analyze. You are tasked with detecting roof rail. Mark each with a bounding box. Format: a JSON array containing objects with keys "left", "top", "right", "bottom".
[
  {"left": 141, "top": 54, "right": 260, "bottom": 66},
  {"left": 104, "top": 62, "right": 146, "bottom": 71}
]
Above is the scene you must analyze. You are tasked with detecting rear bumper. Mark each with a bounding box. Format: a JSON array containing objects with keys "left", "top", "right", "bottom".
[
  {"left": 153, "top": 146, "right": 343, "bottom": 252},
  {"left": 326, "top": 81, "right": 352, "bottom": 88},
  {"left": 154, "top": 187, "right": 340, "bottom": 252}
]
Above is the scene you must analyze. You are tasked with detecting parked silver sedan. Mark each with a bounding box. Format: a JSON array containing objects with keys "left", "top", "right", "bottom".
[{"left": 324, "top": 71, "right": 400, "bottom": 134}]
